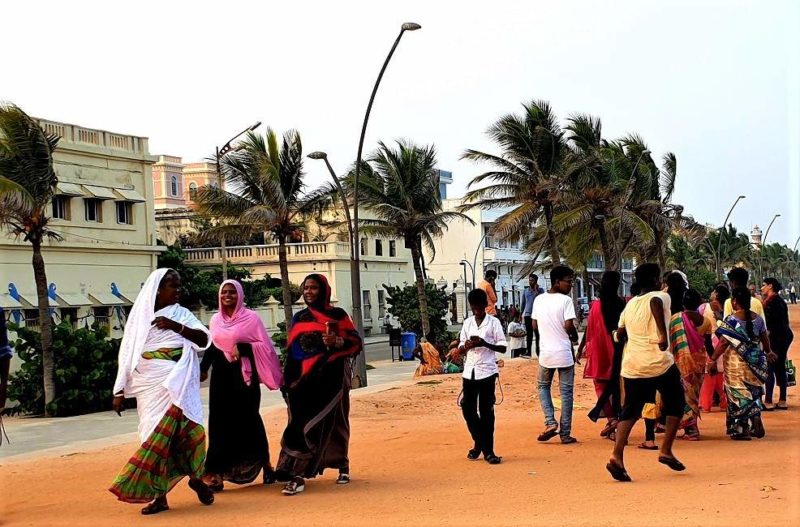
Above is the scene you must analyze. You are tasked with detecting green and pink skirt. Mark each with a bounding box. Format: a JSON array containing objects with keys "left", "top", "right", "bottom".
[{"left": 109, "top": 404, "right": 205, "bottom": 503}]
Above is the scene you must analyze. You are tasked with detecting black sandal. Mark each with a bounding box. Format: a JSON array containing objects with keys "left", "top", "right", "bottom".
[
  {"left": 485, "top": 454, "right": 502, "bottom": 465},
  {"left": 606, "top": 460, "right": 631, "bottom": 482},
  {"left": 188, "top": 479, "right": 215, "bottom": 505},
  {"left": 141, "top": 498, "right": 169, "bottom": 515},
  {"left": 467, "top": 448, "right": 481, "bottom": 460},
  {"left": 658, "top": 455, "right": 686, "bottom": 472}
]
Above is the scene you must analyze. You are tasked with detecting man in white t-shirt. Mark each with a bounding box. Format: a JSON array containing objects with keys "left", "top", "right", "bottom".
[{"left": 531, "top": 265, "right": 579, "bottom": 444}]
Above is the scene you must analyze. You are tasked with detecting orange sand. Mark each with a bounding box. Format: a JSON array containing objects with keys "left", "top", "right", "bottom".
[{"left": 2, "top": 307, "right": 799, "bottom": 527}]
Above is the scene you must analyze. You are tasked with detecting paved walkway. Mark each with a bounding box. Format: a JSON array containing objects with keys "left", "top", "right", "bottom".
[{"left": 0, "top": 359, "right": 418, "bottom": 463}]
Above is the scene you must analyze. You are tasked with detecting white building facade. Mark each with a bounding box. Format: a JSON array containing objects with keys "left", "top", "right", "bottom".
[{"left": 1, "top": 118, "right": 162, "bottom": 337}]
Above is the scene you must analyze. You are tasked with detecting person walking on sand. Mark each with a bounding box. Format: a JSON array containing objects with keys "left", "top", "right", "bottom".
[
  {"left": 521, "top": 273, "right": 544, "bottom": 356},
  {"left": 532, "top": 265, "right": 580, "bottom": 445},
  {"left": 109, "top": 269, "right": 215, "bottom": 514},
  {"left": 478, "top": 270, "right": 499, "bottom": 316},
  {"left": 452, "top": 288, "right": 507, "bottom": 465},
  {"left": 606, "top": 263, "right": 686, "bottom": 482}
]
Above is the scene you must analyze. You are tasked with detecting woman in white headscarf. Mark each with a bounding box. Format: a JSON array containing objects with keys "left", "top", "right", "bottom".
[{"left": 109, "top": 268, "right": 215, "bottom": 515}]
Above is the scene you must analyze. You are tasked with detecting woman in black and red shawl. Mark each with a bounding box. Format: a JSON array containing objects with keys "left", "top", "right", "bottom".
[{"left": 276, "top": 274, "right": 363, "bottom": 496}]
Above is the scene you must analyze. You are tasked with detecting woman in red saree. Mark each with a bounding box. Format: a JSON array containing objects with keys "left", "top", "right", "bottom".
[
  {"left": 578, "top": 271, "right": 626, "bottom": 439},
  {"left": 276, "top": 274, "right": 363, "bottom": 495}
]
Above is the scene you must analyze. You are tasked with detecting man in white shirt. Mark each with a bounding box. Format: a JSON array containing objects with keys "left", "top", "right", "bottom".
[
  {"left": 531, "top": 265, "right": 579, "bottom": 444},
  {"left": 454, "top": 288, "right": 507, "bottom": 464}
]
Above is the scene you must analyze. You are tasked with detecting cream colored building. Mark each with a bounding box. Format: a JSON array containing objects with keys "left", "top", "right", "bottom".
[
  {"left": 0, "top": 118, "right": 162, "bottom": 337},
  {"left": 182, "top": 209, "right": 417, "bottom": 335}
]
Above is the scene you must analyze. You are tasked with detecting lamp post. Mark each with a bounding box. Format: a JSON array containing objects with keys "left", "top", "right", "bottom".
[
  {"left": 714, "top": 195, "right": 746, "bottom": 280},
  {"left": 459, "top": 259, "right": 474, "bottom": 319},
  {"left": 307, "top": 152, "right": 355, "bottom": 261},
  {"left": 759, "top": 213, "right": 781, "bottom": 283},
  {"left": 215, "top": 121, "right": 262, "bottom": 281},
  {"left": 350, "top": 22, "right": 421, "bottom": 388},
  {"left": 613, "top": 149, "right": 650, "bottom": 271}
]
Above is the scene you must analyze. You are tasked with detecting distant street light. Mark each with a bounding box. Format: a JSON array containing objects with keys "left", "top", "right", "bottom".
[
  {"left": 349, "top": 22, "right": 421, "bottom": 388},
  {"left": 459, "top": 260, "right": 473, "bottom": 319},
  {"left": 215, "top": 122, "right": 261, "bottom": 281},
  {"left": 759, "top": 213, "right": 781, "bottom": 282},
  {"left": 714, "top": 195, "right": 746, "bottom": 279}
]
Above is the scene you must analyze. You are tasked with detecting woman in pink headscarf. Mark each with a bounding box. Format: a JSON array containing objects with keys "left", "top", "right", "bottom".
[{"left": 200, "top": 280, "right": 283, "bottom": 491}]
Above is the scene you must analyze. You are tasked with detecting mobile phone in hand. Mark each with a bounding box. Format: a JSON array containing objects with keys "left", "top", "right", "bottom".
[{"left": 326, "top": 321, "right": 338, "bottom": 335}]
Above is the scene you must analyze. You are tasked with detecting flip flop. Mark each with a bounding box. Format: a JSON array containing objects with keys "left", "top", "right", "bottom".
[
  {"left": 537, "top": 427, "right": 559, "bottom": 442},
  {"left": 606, "top": 460, "right": 632, "bottom": 482},
  {"left": 638, "top": 443, "right": 658, "bottom": 450},
  {"left": 658, "top": 455, "right": 686, "bottom": 472}
]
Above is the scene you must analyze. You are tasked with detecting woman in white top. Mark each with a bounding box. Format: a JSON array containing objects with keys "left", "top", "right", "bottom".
[
  {"left": 109, "top": 268, "right": 214, "bottom": 515},
  {"left": 452, "top": 288, "right": 507, "bottom": 465}
]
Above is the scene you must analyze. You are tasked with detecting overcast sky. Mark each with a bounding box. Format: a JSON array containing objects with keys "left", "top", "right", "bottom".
[{"left": 3, "top": 0, "right": 798, "bottom": 247}]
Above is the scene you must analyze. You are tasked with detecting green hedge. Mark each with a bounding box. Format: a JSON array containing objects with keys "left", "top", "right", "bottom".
[{"left": 8, "top": 321, "right": 120, "bottom": 416}]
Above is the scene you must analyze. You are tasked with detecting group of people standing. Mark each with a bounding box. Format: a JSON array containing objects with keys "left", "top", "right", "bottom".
[
  {"left": 580, "top": 264, "right": 793, "bottom": 481},
  {"left": 449, "top": 261, "right": 793, "bottom": 484},
  {"left": 109, "top": 269, "right": 362, "bottom": 515}
]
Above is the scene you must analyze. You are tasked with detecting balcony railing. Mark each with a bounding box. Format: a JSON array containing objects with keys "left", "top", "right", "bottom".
[{"left": 184, "top": 241, "right": 355, "bottom": 265}]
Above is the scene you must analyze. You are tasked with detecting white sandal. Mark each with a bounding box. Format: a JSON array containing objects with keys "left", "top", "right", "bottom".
[
  {"left": 336, "top": 473, "right": 351, "bottom": 485},
  {"left": 282, "top": 477, "right": 305, "bottom": 495}
]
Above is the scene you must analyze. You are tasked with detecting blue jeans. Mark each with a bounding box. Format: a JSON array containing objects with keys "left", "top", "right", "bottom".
[{"left": 537, "top": 365, "right": 575, "bottom": 437}]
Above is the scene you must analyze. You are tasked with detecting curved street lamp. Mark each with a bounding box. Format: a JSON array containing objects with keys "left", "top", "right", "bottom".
[
  {"left": 715, "top": 195, "right": 746, "bottom": 279},
  {"left": 215, "top": 121, "right": 262, "bottom": 281},
  {"left": 350, "top": 22, "right": 421, "bottom": 388},
  {"left": 612, "top": 149, "right": 650, "bottom": 271},
  {"left": 759, "top": 213, "right": 781, "bottom": 282},
  {"left": 307, "top": 151, "right": 355, "bottom": 262}
]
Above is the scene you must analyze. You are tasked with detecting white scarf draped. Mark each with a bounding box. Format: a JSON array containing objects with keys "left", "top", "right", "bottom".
[{"left": 112, "top": 268, "right": 211, "bottom": 443}]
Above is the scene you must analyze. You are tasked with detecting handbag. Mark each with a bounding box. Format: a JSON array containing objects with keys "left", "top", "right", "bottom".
[{"left": 787, "top": 359, "right": 796, "bottom": 387}]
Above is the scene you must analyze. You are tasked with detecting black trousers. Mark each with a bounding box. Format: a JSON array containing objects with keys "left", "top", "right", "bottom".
[
  {"left": 524, "top": 317, "right": 539, "bottom": 356},
  {"left": 619, "top": 365, "right": 685, "bottom": 421},
  {"left": 461, "top": 373, "right": 498, "bottom": 456}
]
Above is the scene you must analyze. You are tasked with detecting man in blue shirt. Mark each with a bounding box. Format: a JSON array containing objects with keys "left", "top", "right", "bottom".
[{"left": 521, "top": 274, "right": 544, "bottom": 357}]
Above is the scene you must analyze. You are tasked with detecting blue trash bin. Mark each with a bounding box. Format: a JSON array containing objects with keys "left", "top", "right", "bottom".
[{"left": 400, "top": 332, "right": 417, "bottom": 361}]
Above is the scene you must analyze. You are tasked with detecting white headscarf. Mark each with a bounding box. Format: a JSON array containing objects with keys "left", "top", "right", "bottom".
[
  {"left": 112, "top": 268, "right": 211, "bottom": 439},
  {"left": 113, "top": 268, "right": 170, "bottom": 394}
]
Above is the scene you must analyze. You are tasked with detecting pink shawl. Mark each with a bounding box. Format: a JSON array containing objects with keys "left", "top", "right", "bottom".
[{"left": 209, "top": 280, "right": 283, "bottom": 389}]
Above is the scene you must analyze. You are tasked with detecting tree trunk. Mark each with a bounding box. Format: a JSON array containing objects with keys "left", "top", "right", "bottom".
[
  {"left": 596, "top": 221, "right": 615, "bottom": 271},
  {"left": 410, "top": 238, "right": 431, "bottom": 338},
  {"left": 278, "top": 235, "right": 294, "bottom": 326},
  {"left": 543, "top": 202, "right": 561, "bottom": 265},
  {"left": 31, "top": 238, "right": 55, "bottom": 415}
]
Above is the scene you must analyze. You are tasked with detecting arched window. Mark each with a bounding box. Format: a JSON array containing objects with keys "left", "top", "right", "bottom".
[
  {"left": 170, "top": 175, "right": 179, "bottom": 197},
  {"left": 188, "top": 182, "right": 198, "bottom": 200}
]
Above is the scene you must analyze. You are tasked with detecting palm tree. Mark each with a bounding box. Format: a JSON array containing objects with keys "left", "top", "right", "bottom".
[
  {"left": 194, "top": 128, "right": 320, "bottom": 324},
  {"left": 349, "top": 140, "right": 472, "bottom": 337},
  {"left": 0, "top": 103, "right": 60, "bottom": 414},
  {"left": 460, "top": 100, "right": 570, "bottom": 264}
]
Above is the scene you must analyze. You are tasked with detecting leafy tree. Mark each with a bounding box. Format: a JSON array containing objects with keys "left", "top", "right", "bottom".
[
  {"left": 8, "top": 322, "right": 120, "bottom": 416},
  {"left": 346, "top": 140, "right": 471, "bottom": 337},
  {"left": 194, "top": 128, "right": 323, "bottom": 325},
  {"left": 461, "top": 100, "right": 570, "bottom": 265},
  {"left": 0, "top": 104, "right": 61, "bottom": 414},
  {"left": 383, "top": 282, "right": 452, "bottom": 349}
]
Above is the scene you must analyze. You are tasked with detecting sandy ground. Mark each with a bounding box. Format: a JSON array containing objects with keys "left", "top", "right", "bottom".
[{"left": 2, "top": 307, "right": 799, "bottom": 527}]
